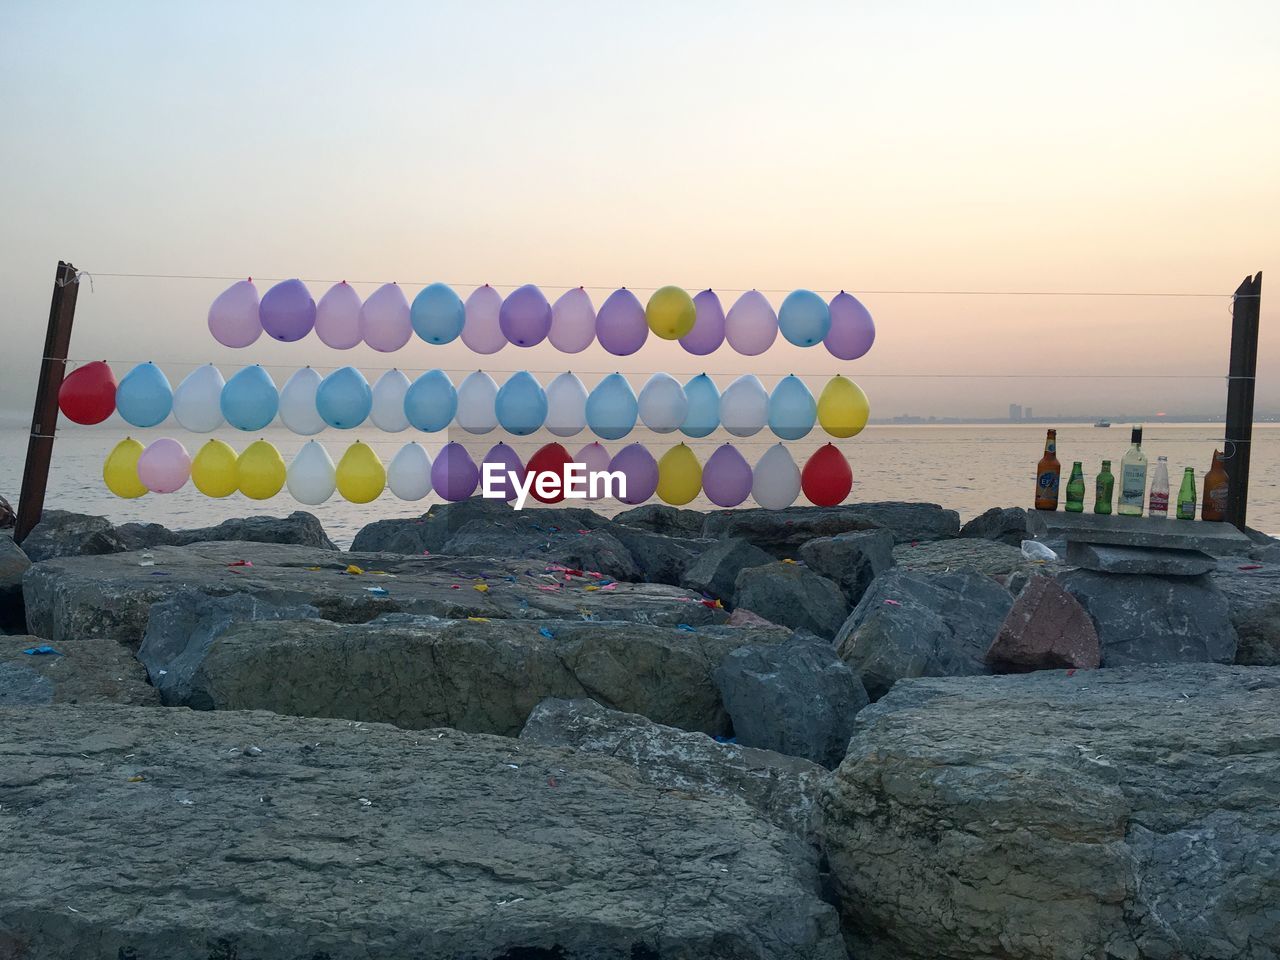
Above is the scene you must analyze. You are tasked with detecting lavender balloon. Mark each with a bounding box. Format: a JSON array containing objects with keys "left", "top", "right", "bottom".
[
  {"left": 461, "top": 285, "right": 506, "bottom": 354},
  {"left": 595, "top": 288, "right": 648, "bottom": 357},
  {"left": 481, "top": 442, "right": 524, "bottom": 501},
  {"left": 724, "top": 289, "right": 778, "bottom": 356},
  {"left": 260, "top": 278, "right": 316, "bottom": 342},
  {"left": 680, "top": 289, "right": 726, "bottom": 356},
  {"left": 431, "top": 442, "right": 480, "bottom": 501},
  {"left": 314, "top": 281, "right": 362, "bottom": 349},
  {"left": 208, "top": 279, "right": 261, "bottom": 348},
  {"left": 701, "top": 443, "right": 752, "bottom": 507},
  {"left": 824, "top": 291, "right": 876, "bottom": 360},
  {"left": 609, "top": 443, "right": 658, "bottom": 505},
  {"left": 549, "top": 287, "right": 596, "bottom": 353},
  {"left": 575, "top": 441, "right": 611, "bottom": 476},
  {"left": 360, "top": 283, "right": 412, "bottom": 352},
  {"left": 137, "top": 438, "right": 191, "bottom": 494},
  {"left": 499, "top": 284, "right": 552, "bottom": 347}
]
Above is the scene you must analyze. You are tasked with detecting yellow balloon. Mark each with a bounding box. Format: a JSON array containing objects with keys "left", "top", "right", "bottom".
[
  {"left": 237, "top": 439, "right": 286, "bottom": 500},
  {"left": 336, "top": 441, "right": 386, "bottom": 504},
  {"left": 656, "top": 443, "right": 702, "bottom": 506},
  {"left": 191, "top": 439, "right": 240, "bottom": 498},
  {"left": 103, "top": 437, "right": 147, "bottom": 499},
  {"left": 817, "top": 375, "right": 870, "bottom": 438},
  {"left": 645, "top": 285, "right": 696, "bottom": 340}
]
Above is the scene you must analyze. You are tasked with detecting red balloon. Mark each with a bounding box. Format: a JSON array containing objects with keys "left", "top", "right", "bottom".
[
  {"left": 525, "top": 442, "right": 574, "bottom": 504},
  {"left": 58, "top": 361, "right": 117, "bottom": 425},
  {"left": 801, "top": 443, "right": 852, "bottom": 506}
]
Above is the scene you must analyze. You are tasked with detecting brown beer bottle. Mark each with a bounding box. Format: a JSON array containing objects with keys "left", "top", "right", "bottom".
[
  {"left": 1034, "top": 429, "right": 1061, "bottom": 511},
  {"left": 1201, "top": 449, "right": 1229, "bottom": 522}
]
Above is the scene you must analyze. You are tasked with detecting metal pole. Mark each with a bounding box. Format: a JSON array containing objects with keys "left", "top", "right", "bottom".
[
  {"left": 1224, "top": 271, "right": 1262, "bottom": 531},
  {"left": 14, "top": 261, "right": 81, "bottom": 544}
]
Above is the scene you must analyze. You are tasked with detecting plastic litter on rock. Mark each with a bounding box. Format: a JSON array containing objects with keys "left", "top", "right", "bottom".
[
  {"left": 677, "top": 624, "right": 696, "bottom": 632},
  {"left": 467, "top": 616, "right": 490, "bottom": 623},
  {"left": 1020, "top": 540, "right": 1058, "bottom": 562},
  {"left": 227, "top": 559, "right": 253, "bottom": 568},
  {"left": 365, "top": 586, "right": 389, "bottom": 596},
  {"left": 474, "top": 583, "right": 489, "bottom": 593},
  {"left": 883, "top": 599, "right": 902, "bottom": 606},
  {"left": 22, "top": 645, "right": 61, "bottom": 656},
  {"left": 538, "top": 627, "right": 555, "bottom": 639},
  {"left": 345, "top": 564, "right": 364, "bottom": 575}
]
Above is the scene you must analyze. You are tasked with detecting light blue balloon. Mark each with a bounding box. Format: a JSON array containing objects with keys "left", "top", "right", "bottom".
[
  {"left": 495, "top": 371, "right": 547, "bottom": 436},
  {"left": 115, "top": 361, "right": 173, "bottom": 427},
  {"left": 410, "top": 283, "right": 465, "bottom": 345},
  {"left": 778, "top": 289, "right": 832, "bottom": 347},
  {"left": 220, "top": 365, "right": 278, "bottom": 431},
  {"left": 586, "top": 373, "right": 638, "bottom": 441},
  {"left": 680, "top": 373, "right": 720, "bottom": 438},
  {"left": 768, "top": 374, "right": 817, "bottom": 440},
  {"left": 315, "top": 366, "right": 372, "bottom": 429},
  {"left": 404, "top": 369, "right": 457, "bottom": 432}
]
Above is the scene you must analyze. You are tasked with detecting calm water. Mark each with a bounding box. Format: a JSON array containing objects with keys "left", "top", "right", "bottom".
[{"left": 2, "top": 422, "right": 1273, "bottom": 547}]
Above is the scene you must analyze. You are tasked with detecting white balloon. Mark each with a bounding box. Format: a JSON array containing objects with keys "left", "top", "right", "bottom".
[
  {"left": 370, "top": 369, "right": 411, "bottom": 433},
  {"left": 460, "top": 285, "right": 506, "bottom": 354},
  {"left": 720, "top": 374, "right": 769, "bottom": 437},
  {"left": 752, "top": 443, "right": 801, "bottom": 509},
  {"left": 637, "top": 372, "right": 689, "bottom": 434},
  {"left": 544, "top": 371, "right": 588, "bottom": 437},
  {"left": 314, "top": 281, "right": 363, "bottom": 349},
  {"left": 287, "top": 440, "right": 336, "bottom": 505},
  {"left": 388, "top": 442, "right": 433, "bottom": 500},
  {"left": 172, "top": 364, "right": 225, "bottom": 432},
  {"left": 456, "top": 370, "right": 499, "bottom": 434},
  {"left": 278, "top": 367, "right": 326, "bottom": 436}
]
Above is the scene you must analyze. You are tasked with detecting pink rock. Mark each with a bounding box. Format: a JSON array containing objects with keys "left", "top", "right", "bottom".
[
  {"left": 727, "top": 608, "right": 782, "bottom": 630},
  {"left": 986, "top": 576, "right": 1100, "bottom": 672}
]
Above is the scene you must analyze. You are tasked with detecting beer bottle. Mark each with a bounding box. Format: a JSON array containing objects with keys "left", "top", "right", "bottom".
[
  {"left": 1094, "top": 460, "right": 1114, "bottom": 514},
  {"left": 1148, "top": 456, "right": 1169, "bottom": 519},
  {"left": 1176, "top": 467, "right": 1196, "bottom": 520},
  {"left": 1117, "top": 426, "right": 1148, "bottom": 516},
  {"left": 1202, "top": 449, "right": 1229, "bottom": 522},
  {"left": 1065, "top": 461, "right": 1085, "bottom": 512},
  {"left": 1034, "top": 430, "right": 1060, "bottom": 511}
]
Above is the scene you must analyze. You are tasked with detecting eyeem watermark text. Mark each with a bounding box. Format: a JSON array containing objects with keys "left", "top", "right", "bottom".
[{"left": 482, "top": 463, "right": 626, "bottom": 509}]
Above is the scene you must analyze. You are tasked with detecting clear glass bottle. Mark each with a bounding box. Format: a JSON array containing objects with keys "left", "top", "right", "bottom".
[
  {"left": 1117, "top": 427, "right": 1148, "bottom": 516},
  {"left": 1148, "top": 456, "right": 1169, "bottom": 518}
]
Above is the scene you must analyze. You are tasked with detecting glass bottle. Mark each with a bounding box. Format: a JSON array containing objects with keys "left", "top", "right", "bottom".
[
  {"left": 1202, "top": 450, "right": 1229, "bottom": 522},
  {"left": 1094, "top": 460, "right": 1114, "bottom": 514},
  {"left": 1148, "top": 456, "right": 1169, "bottom": 519},
  {"left": 1065, "top": 462, "right": 1085, "bottom": 512},
  {"left": 1176, "top": 467, "right": 1197, "bottom": 520},
  {"left": 1034, "top": 429, "right": 1060, "bottom": 511},
  {"left": 1117, "top": 427, "right": 1148, "bottom": 516}
]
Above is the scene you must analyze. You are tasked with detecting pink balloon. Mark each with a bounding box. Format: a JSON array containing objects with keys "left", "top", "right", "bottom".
[
  {"left": 499, "top": 284, "right": 552, "bottom": 347},
  {"left": 825, "top": 291, "right": 876, "bottom": 360},
  {"left": 430, "top": 442, "right": 480, "bottom": 501},
  {"left": 680, "top": 289, "right": 726, "bottom": 356},
  {"left": 724, "top": 290, "right": 778, "bottom": 356},
  {"left": 596, "top": 288, "right": 648, "bottom": 357},
  {"left": 574, "top": 441, "right": 611, "bottom": 500},
  {"left": 315, "top": 281, "right": 363, "bottom": 349},
  {"left": 208, "top": 279, "right": 261, "bottom": 348},
  {"left": 259, "top": 278, "right": 316, "bottom": 342},
  {"left": 701, "top": 443, "right": 753, "bottom": 507},
  {"left": 481, "top": 442, "right": 525, "bottom": 501},
  {"left": 550, "top": 287, "right": 596, "bottom": 353},
  {"left": 137, "top": 438, "right": 191, "bottom": 494},
  {"left": 461, "top": 285, "right": 507, "bottom": 354},
  {"left": 609, "top": 443, "right": 658, "bottom": 504},
  {"left": 360, "top": 283, "right": 412, "bottom": 352}
]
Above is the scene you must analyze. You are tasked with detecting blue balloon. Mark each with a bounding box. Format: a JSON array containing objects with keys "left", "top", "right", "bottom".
[
  {"left": 586, "top": 373, "right": 638, "bottom": 441},
  {"left": 115, "top": 361, "right": 173, "bottom": 427},
  {"left": 403, "top": 369, "right": 457, "bottom": 432},
  {"left": 768, "top": 374, "right": 817, "bottom": 440},
  {"left": 778, "top": 289, "right": 832, "bottom": 347},
  {"left": 495, "top": 371, "right": 547, "bottom": 436},
  {"left": 315, "top": 366, "right": 372, "bottom": 429},
  {"left": 680, "top": 373, "right": 720, "bottom": 438},
  {"left": 220, "top": 365, "right": 278, "bottom": 431},
  {"left": 410, "top": 283, "right": 465, "bottom": 345}
]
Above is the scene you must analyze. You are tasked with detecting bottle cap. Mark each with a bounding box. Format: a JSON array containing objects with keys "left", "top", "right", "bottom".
[
  {"left": 1130, "top": 426, "right": 1142, "bottom": 444},
  {"left": 1158, "top": 455, "right": 1167, "bottom": 461}
]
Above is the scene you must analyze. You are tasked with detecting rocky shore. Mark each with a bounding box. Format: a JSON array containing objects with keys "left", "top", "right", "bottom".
[{"left": 2, "top": 499, "right": 1278, "bottom": 959}]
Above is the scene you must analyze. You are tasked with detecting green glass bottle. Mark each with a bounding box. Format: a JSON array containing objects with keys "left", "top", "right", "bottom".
[
  {"left": 1094, "top": 460, "right": 1114, "bottom": 514},
  {"left": 1176, "top": 467, "right": 1197, "bottom": 520},
  {"left": 1065, "top": 461, "right": 1085, "bottom": 512}
]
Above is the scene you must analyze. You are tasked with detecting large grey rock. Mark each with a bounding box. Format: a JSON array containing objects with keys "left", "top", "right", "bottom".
[
  {"left": 702, "top": 502, "right": 960, "bottom": 556},
  {"left": 799, "top": 529, "right": 895, "bottom": 605},
  {"left": 735, "top": 562, "right": 849, "bottom": 638},
  {"left": 959, "top": 505, "right": 1028, "bottom": 546},
  {"left": 545, "top": 529, "right": 642, "bottom": 582},
  {"left": 681, "top": 536, "right": 774, "bottom": 603},
  {"left": 0, "top": 534, "right": 30, "bottom": 631},
  {"left": 116, "top": 510, "right": 337, "bottom": 551},
  {"left": 520, "top": 697, "right": 827, "bottom": 842},
  {"left": 19, "top": 510, "right": 125, "bottom": 562},
  {"left": 714, "top": 635, "right": 869, "bottom": 768},
  {"left": 138, "top": 589, "right": 320, "bottom": 706},
  {"left": 834, "top": 568, "right": 1013, "bottom": 700},
  {"left": 1027, "top": 509, "right": 1252, "bottom": 556},
  {"left": 185, "top": 617, "right": 783, "bottom": 736},
  {"left": 350, "top": 497, "right": 609, "bottom": 554},
  {"left": 1213, "top": 565, "right": 1280, "bottom": 665},
  {"left": 1059, "top": 570, "right": 1237, "bottom": 666},
  {"left": 1066, "top": 541, "right": 1216, "bottom": 576},
  {"left": 820, "top": 665, "right": 1280, "bottom": 960},
  {"left": 614, "top": 503, "right": 707, "bottom": 539},
  {"left": 0, "top": 704, "right": 846, "bottom": 959},
  {"left": 605, "top": 523, "right": 710, "bottom": 586},
  {"left": 24, "top": 541, "right": 727, "bottom": 647},
  {"left": 0, "top": 636, "right": 157, "bottom": 706},
  {"left": 893, "top": 537, "right": 1046, "bottom": 578}
]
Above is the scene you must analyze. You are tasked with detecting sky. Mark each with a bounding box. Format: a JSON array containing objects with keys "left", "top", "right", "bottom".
[{"left": 2, "top": 0, "right": 1278, "bottom": 422}]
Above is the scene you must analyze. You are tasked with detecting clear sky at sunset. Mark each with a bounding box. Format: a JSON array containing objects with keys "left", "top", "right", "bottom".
[{"left": 2, "top": 0, "right": 1277, "bottom": 420}]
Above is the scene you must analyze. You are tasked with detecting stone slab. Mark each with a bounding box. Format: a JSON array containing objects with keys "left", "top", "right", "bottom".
[
  {"left": 1065, "top": 541, "right": 1217, "bottom": 576},
  {"left": 1026, "top": 510, "right": 1251, "bottom": 555},
  {"left": 0, "top": 636, "right": 158, "bottom": 707}
]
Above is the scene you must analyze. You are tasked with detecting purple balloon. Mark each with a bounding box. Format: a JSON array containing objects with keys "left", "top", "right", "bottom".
[
  {"left": 430, "top": 442, "right": 480, "bottom": 502},
  {"left": 574, "top": 441, "right": 611, "bottom": 475},
  {"left": 596, "top": 288, "right": 649, "bottom": 357},
  {"left": 680, "top": 289, "right": 726, "bottom": 356},
  {"left": 609, "top": 443, "right": 658, "bottom": 504},
  {"left": 701, "top": 443, "right": 753, "bottom": 507},
  {"left": 549, "top": 287, "right": 596, "bottom": 353},
  {"left": 825, "top": 291, "right": 876, "bottom": 360},
  {"left": 499, "top": 284, "right": 552, "bottom": 347},
  {"left": 259, "top": 279, "right": 316, "bottom": 342},
  {"left": 481, "top": 442, "right": 525, "bottom": 501}
]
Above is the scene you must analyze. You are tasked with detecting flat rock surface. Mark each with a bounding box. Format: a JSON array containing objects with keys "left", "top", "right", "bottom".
[
  {"left": 24, "top": 542, "right": 727, "bottom": 647},
  {"left": 821, "top": 665, "right": 1280, "bottom": 960},
  {"left": 701, "top": 502, "right": 959, "bottom": 555},
  {"left": 0, "top": 705, "right": 846, "bottom": 959},
  {"left": 892, "top": 537, "right": 1047, "bottom": 576},
  {"left": 1066, "top": 541, "right": 1217, "bottom": 576},
  {"left": 1027, "top": 510, "right": 1252, "bottom": 555},
  {"left": 0, "top": 637, "right": 158, "bottom": 707}
]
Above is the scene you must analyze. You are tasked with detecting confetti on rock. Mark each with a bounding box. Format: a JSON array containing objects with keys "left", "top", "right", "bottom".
[
  {"left": 345, "top": 565, "right": 364, "bottom": 576},
  {"left": 474, "top": 583, "right": 489, "bottom": 593}
]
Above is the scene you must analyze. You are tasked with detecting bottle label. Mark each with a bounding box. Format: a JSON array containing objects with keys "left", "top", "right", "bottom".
[
  {"left": 1038, "top": 471, "right": 1059, "bottom": 493},
  {"left": 1149, "top": 492, "right": 1169, "bottom": 512},
  {"left": 1120, "top": 465, "right": 1146, "bottom": 505},
  {"left": 1209, "top": 488, "right": 1228, "bottom": 507}
]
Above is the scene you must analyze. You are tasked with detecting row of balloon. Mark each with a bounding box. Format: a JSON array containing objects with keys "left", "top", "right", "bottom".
[
  {"left": 103, "top": 438, "right": 854, "bottom": 508},
  {"left": 58, "top": 362, "right": 871, "bottom": 441},
  {"left": 208, "top": 278, "right": 875, "bottom": 359}
]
